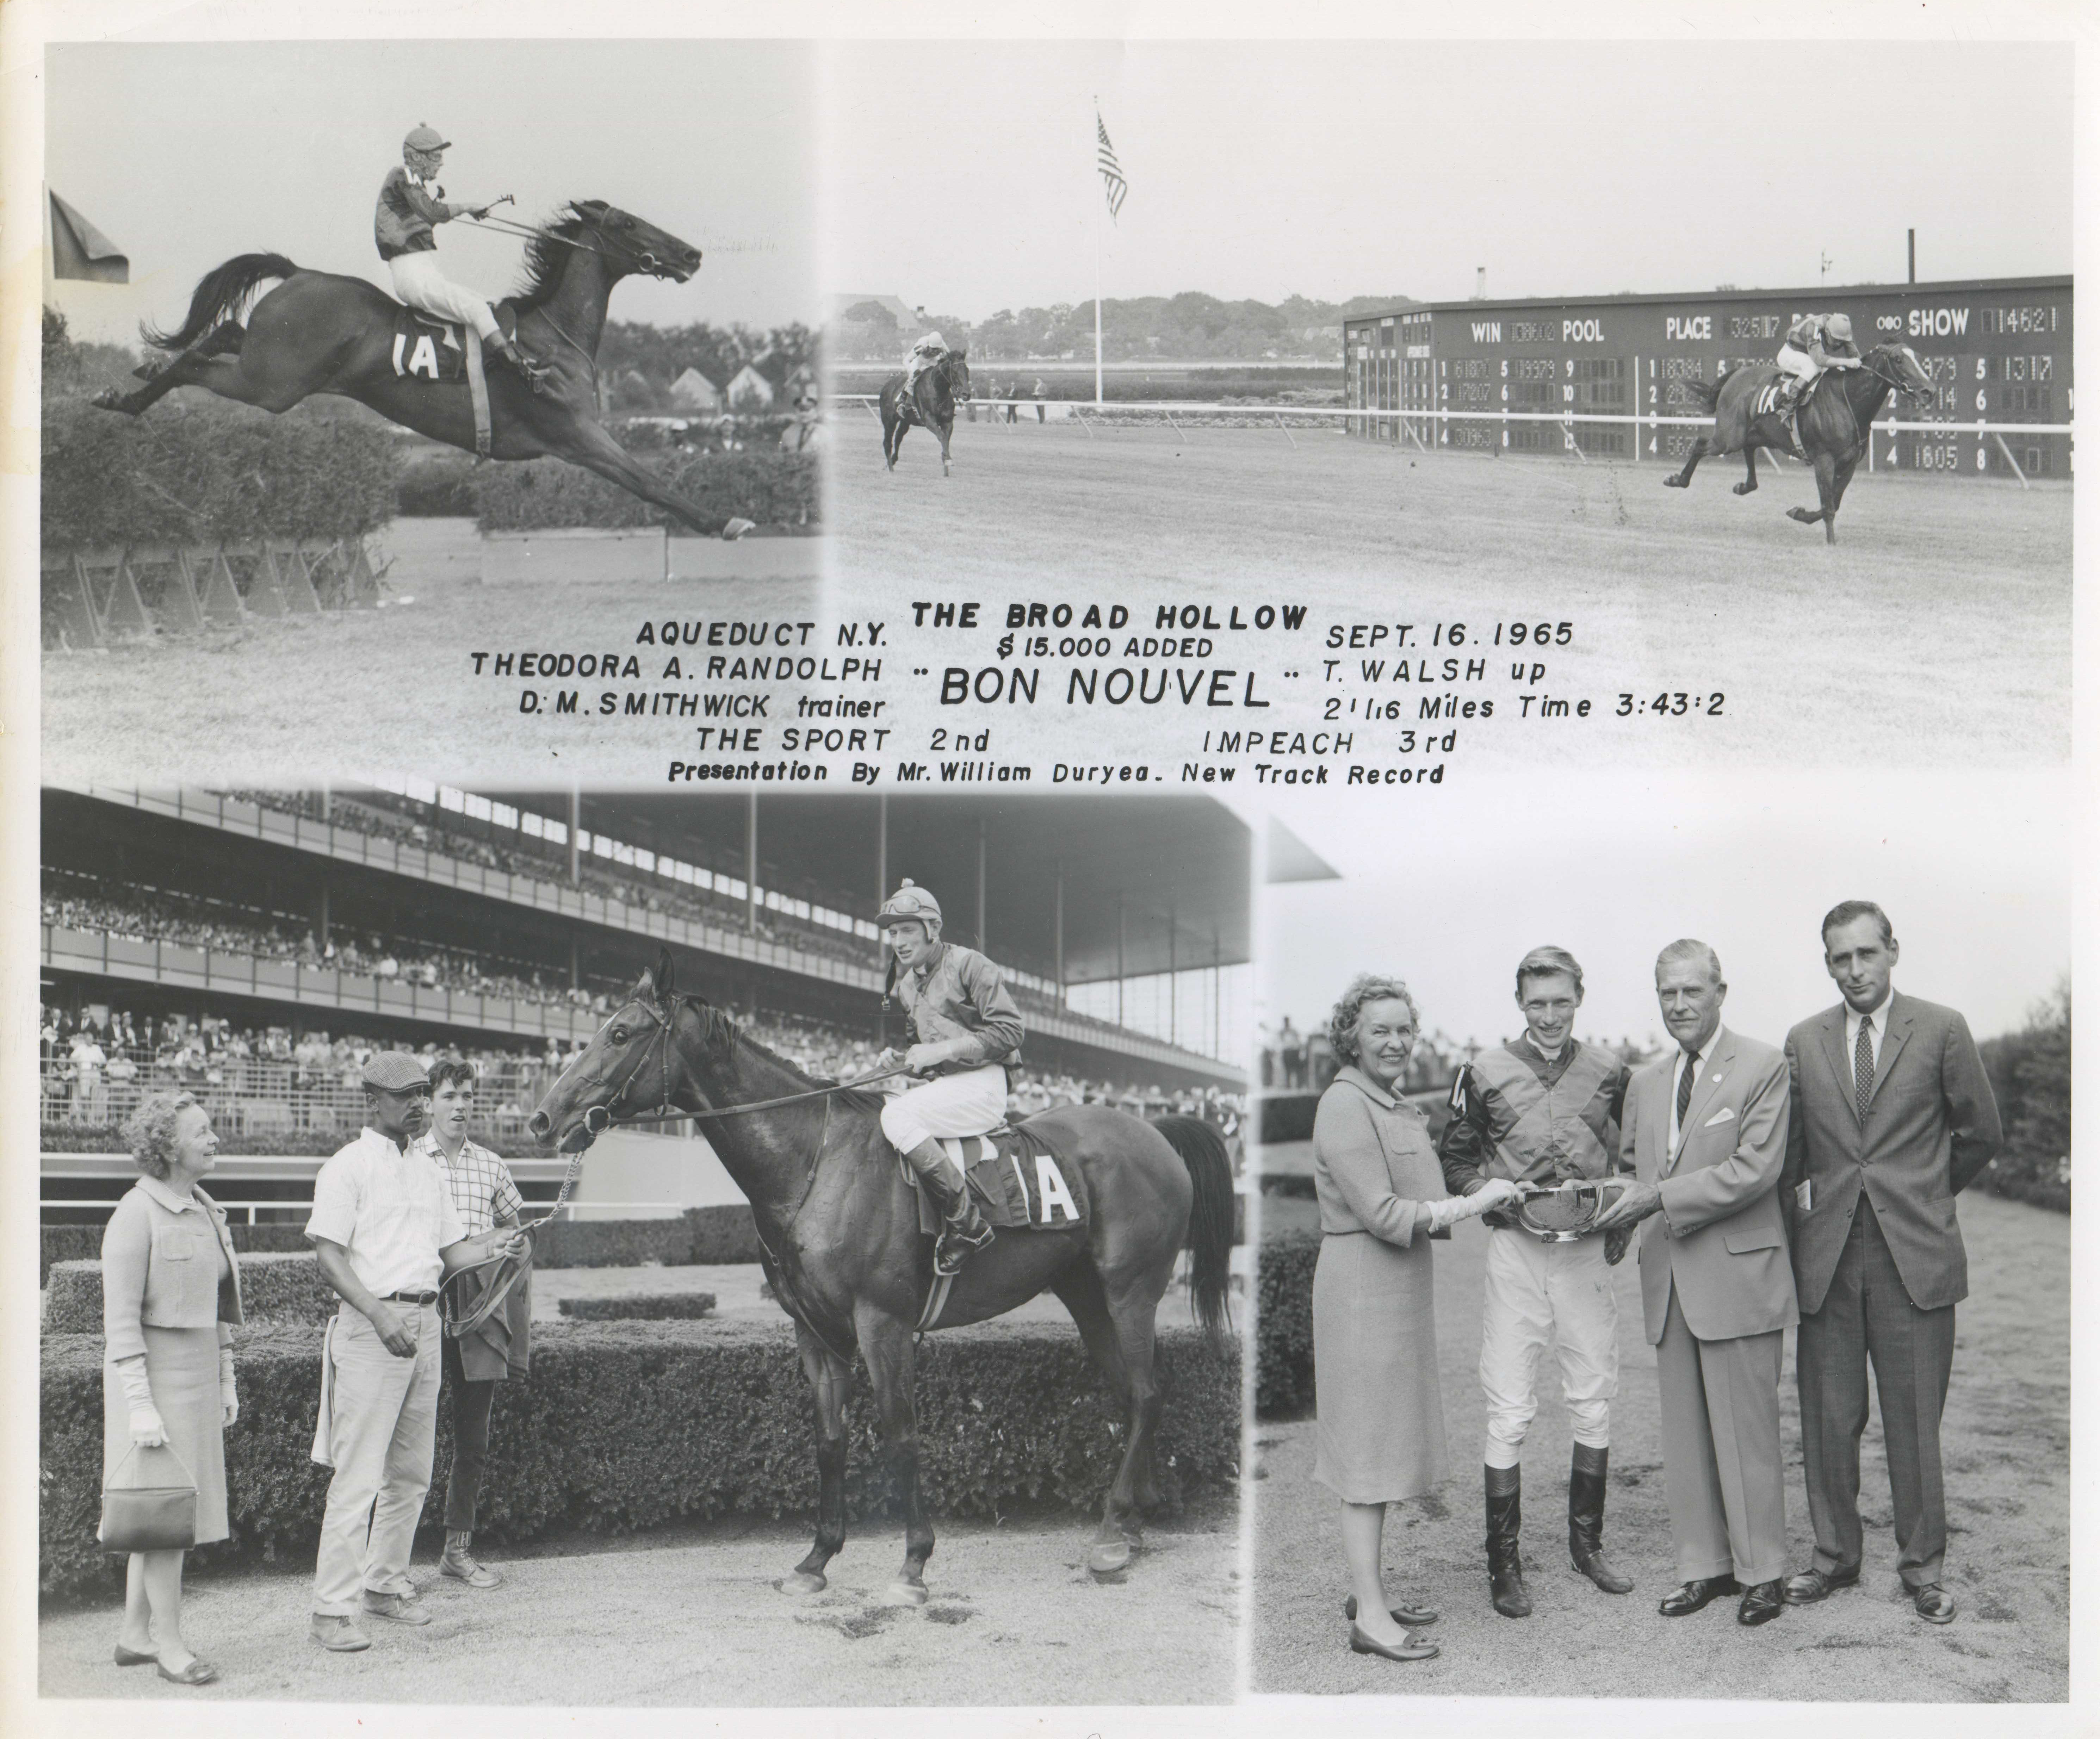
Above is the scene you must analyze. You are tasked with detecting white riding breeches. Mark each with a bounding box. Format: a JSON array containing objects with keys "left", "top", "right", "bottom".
[
  {"left": 879, "top": 1063, "right": 1009, "bottom": 1168},
  {"left": 1478, "top": 1225, "right": 1619, "bottom": 1467},
  {"left": 1774, "top": 343, "right": 1820, "bottom": 387},
  {"left": 390, "top": 252, "right": 500, "bottom": 341}
]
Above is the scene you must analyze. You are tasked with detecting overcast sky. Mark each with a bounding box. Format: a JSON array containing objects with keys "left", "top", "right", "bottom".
[
  {"left": 1258, "top": 767, "right": 2071, "bottom": 1055},
  {"left": 42, "top": 39, "right": 817, "bottom": 347},
  {"left": 824, "top": 39, "right": 2072, "bottom": 319}
]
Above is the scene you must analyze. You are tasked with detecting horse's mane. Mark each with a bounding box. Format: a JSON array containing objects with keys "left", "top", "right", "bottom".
[
  {"left": 511, "top": 204, "right": 594, "bottom": 312},
  {"left": 672, "top": 995, "right": 884, "bottom": 1112}
]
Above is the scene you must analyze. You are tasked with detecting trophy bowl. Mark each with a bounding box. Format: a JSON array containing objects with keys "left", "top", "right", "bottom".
[{"left": 1514, "top": 1177, "right": 1630, "bottom": 1242}]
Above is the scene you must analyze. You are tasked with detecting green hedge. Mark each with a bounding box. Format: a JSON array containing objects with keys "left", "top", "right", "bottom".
[
  {"left": 476, "top": 449, "right": 819, "bottom": 533},
  {"left": 557, "top": 1292, "right": 716, "bottom": 1321},
  {"left": 534, "top": 1218, "right": 698, "bottom": 1269},
  {"left": 395, "top": 451, "right": 484, "bottom": 517},
  {"left": 1256, "top": 1232, "right": 1319, "bottom": 1420},
  {"left": 44, "top": 1253, "right": 337, "bottom": 1335},
  {"left": 40, "top": 1318, "right": 1239, "bottom": 1600},
  {"left": 41, "top": 397, "right": 401, "bottom": 551},
  {"left": 684, "top": 1204, "right": 764, "bottom": 1264},
  {"left": 40, "top": 1223, "right": 312, "bottom": 1287},
  {"left": 1979, "top": 988, "right": 2070, "bottom": 1213}
]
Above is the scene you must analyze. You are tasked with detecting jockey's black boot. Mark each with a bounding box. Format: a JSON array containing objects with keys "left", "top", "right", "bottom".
[
  {"left": 487, "top": 333, "right": 552, "bottom": 396},
  {"left": 1568, "top": 1443, "right": 1633, "bottom": 1594},
  {"left": 1485, "top": 1464, "right": 1532, "bottom": 1618},
  {"left": 903, "top": 1139, "right": 995, "bottom": 1276}
]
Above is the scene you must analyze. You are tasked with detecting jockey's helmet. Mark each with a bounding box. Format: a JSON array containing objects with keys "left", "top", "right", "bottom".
[
  {"left": 1826, "top": 312, "right": 1854, "bottom": 343},
  {"left": 404, "top": 123, "right": 452, "bottom": 155},
  {"left": 876, "top": 880, "right": 943, "bottom": 935}
]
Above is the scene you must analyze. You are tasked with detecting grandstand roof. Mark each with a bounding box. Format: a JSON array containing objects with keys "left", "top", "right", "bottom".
[
  {"left": 1352, "top": 272, "right": 2072, "bottom": 324},
  {"left": 501, "top": 791, "right": 1252, "bottom": 986}
]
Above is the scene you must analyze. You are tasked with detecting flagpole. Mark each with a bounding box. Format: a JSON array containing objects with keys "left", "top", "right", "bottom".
[{"left": 1093, "top": 100, "right": 1104, "bottom": 408}]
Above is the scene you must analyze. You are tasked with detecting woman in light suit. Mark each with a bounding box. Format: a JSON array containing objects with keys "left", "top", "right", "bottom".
[
  {"left": 1311, "top": 975, "right": 1523, "bottom": 1662},
  {"left": 102, "top": 1091, "right": 244, "bottom": 1686}
]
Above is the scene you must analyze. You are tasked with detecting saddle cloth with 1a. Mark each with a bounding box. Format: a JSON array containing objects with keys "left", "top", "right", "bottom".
[
  {"left": 390, "top": 304, "right": 518, "bottom": 458},
  {"left": 901, "top": 1124, "right": 1090, "bottom": 1236}
]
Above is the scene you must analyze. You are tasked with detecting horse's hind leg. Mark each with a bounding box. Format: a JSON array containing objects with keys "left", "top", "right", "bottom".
[
  {"left": 1662, "top": 438, "right": 1710, "bottom": 489},
  {"left": 856, "top": 1305, "right": 932, "bottom": 1606},
  {"left": 783, "top": 1323, "right": 850, "bottom": 1595},
  {"left": 1051, "top": 1263, "right": 1145, "bottom": 1573},
  {"left": 1787, "top": 451, "right": 1843, "bottom": 541},
  {"left": 96, "top": 349, "right": 267, "bottom": 417},
  {"left": 1733, "top": 447, "right": 1760, "bottom": 496}
]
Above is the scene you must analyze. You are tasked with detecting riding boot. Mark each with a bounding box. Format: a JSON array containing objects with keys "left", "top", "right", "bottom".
[
  {"left": 1485, "top": 1464, "right": 1532, "bottom": 1618},
  {"left": 1568, "top": 1443, "right": 1633, "bottom": 1594},
  {"left": 487, "top": 332, "right": 551, "bottom": 395},
  {"left": 902, "top": 1139, "right": 995, "bottom": 1276}
]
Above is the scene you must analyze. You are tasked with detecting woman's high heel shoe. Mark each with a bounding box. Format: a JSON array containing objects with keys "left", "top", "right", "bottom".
[
  {"left": 1349, "top": 1622, "right": 1439, "bottom": 1662},
  {"left": 1344, "top": 1594, "right": 1439, "bottom": 1627}
]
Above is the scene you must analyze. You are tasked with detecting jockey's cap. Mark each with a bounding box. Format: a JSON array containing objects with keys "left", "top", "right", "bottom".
[
  {"left": 1826, "top": 312, "right": 1853, "bottom": 342},
  {"left": 404, "top": 123, "right": 452, "bottom": 154},
  {"left": 876, "top": 880, "right": 943, "bottom": 931}
]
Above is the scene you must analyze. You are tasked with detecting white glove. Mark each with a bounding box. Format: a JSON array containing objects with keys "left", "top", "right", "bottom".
[
  {"left": 1426, "top": 1177, "right": 1524, "bottom": 1234},
  {"left": 115, "top": 1357, "right": 167, "bottom": 1446},
  {"left": 220, "top": 1346, "right": 239, "bottom": 1427}
]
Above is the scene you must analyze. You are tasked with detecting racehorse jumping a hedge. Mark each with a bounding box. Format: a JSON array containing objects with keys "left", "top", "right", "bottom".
[
  {"left": 1661, "top": 342, "right": 1934, "bottom": 544},
  {"left": 93, "top": 202, "right": 754, "bottom": 539},
  {"left": 879, "top": 350, "right": 972, "bottom": 476},
  {"left": 527, "top": 949, "right": 1235, "bottom": 1604}
]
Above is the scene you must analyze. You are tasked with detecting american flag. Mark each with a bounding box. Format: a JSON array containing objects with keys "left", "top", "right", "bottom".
[{"left": 1096, "top": 112, "right": 1128, "bottom": 220}]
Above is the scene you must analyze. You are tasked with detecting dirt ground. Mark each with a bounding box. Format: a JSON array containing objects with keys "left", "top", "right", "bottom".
[
  {"left": 1249, "top": 1187, "right": 2068, "bottom": 1702},
  {"left": 829, "top": 423, "right": 2070, "bottom": 772},
  {"left": 40, "top": 518, "right": 829, "bottom": 785},
  {"left": 38, "top": 1493, "right": 1240, "bottom": 1707}
]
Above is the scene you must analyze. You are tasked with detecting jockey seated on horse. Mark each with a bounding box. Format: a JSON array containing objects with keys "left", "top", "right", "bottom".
[
  {"left": 377, "top": 124, "right": 550, "bottom": 394},
  {"left": 873, "top": 880, "right": 1018, "bottom": 1276},
  {"left": 900, "top": 331, "right": 948, "bottom": 410},
  {"left": 1771, "top": 312, "right": 1860, "bottom": 415}
]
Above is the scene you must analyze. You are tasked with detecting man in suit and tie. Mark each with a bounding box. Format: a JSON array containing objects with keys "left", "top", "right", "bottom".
[
  {"left": 1593, "top": 939, "right": 1796, "bottom": 1627},
  {"left": 1779, "top": 901, "right": 2002, "bottom": 1625}
]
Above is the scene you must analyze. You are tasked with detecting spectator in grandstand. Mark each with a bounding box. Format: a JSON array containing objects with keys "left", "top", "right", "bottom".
[
  {"left": 1310, "top": 973, "right": 1522, "bottom": 1665},
  {"left": 412, "top": 1058, "right": 530, "bottom": 1591},
  {"left": 305, "top": 1053, "right": 528, "bottom": 1654},
  {"left": 69, "top": 1030, "right": 108, "bottom": 1123},
  {"left": 102, "top": 1091, "right": 246, "bottom": 1687}
]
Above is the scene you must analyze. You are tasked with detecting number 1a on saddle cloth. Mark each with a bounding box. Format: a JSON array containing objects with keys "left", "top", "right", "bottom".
[
  {"left": 902, "top": 1129, "right": 1089, "bottom": 1234},
  {"left": 390, "top": 308, "right": 472, "bottom": 382}
]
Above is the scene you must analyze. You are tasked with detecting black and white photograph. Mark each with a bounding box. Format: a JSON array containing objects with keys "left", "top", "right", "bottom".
[
  {"left": 31, "top": 783, "right": 1249, "bottom": 1704},
  {"left": 37, "top": 36, "right": 824, "bottom": 783},
  {"left": 1248, "top": 770, "right": 2071, "bottom": 1702},
  {"left": 3, "top": 5, "right": 2094, "bottom": 1737}
]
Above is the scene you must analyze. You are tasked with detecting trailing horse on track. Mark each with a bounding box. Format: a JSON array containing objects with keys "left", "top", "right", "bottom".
[
  {"left": 1661, "top": 341, "right": 1934, "bottom": 544},
  {"left": 879, "top": 350, "right": 972, "bottom": 476},
  {"left": 93, "top": 202, "right": 752, "bottom": 538},
  {"left": 528, "top": 950, "right": 1235, "bottom": 1604}
]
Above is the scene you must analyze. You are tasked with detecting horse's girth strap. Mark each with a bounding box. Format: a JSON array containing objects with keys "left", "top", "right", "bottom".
[{"left": 464, "top": 328, "right": 492, "bottom": 460}]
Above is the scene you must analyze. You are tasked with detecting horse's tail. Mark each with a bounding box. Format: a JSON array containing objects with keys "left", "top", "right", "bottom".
[
  {"left": 140, "top": 252, "right": 299, "bottom": 352},
  {"left": 1679, "top": 375, "right": 1720, "bottom": 413},
  {"left": 1150, "top": 1114, "right": 1235, "bottom": 1357}
]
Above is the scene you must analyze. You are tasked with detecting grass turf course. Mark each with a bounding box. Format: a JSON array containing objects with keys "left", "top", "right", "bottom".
[{"left": 832, "top": 423, "right": 2070, "bottom": 775}]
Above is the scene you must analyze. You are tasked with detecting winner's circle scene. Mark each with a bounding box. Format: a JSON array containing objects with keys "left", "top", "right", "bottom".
[
  {"left": 1248, "top": 770, "right": 2069, "bottom": 1701},
  {"left": 36, "top": 785, "right": 1250, "bottom": 1704}
]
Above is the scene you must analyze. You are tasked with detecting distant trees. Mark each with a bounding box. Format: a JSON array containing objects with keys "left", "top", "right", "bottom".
[
  {"left": 1979, "top": 980, "right": 2071, "bottom": 1211},
  {"left": 595, "top": 320, "right": 820, "bottom": 415}
]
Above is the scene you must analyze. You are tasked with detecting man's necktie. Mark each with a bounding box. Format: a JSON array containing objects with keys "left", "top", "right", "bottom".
[
  {"left": 1675, "top": 1049, "right": 1696, "bottom": 1135},
  {"left": 1855, "top": 1019, "right": 1874, "bottom": 1122}
]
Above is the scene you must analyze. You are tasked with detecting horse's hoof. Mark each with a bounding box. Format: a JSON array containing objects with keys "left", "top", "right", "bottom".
[
  {"left": 880, "top": 1580, "right": 929, "bottom": 1609},
  {"left": 1661, "top": 476, "right": 1685, "bottom": 489},
  {"left": 91, "top": 388, "right": 122, "bottom": 410},
  {"left": 1732, "top": 483, "right": 1756, "bottom": 496},
  {"left": 780, "top": 1570, "right": 826, "bottom": 1595},
  {"left": 1086, "top": 1539, "right": 1133, "bottom": 1576},
  {"left": 720, "top": 517, "right": 755, "bottom": 542}
]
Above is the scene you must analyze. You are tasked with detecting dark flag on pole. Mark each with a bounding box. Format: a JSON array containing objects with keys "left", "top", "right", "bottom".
[
  {"left": 1095, "top": 112, "right": 1127, "bottom": 220},
  {"left": 48, "top": 191, "right": 129, "bottom": 282}
]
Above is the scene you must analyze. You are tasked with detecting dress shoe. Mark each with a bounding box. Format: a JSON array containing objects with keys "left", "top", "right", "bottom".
[
  {"left": 1344, "top": 1594, "right": 1438, "bottom": 1627},
  {"left": 1348, "top": 1622, "right": 1439, "bottom": 1662},
  {"left": 1737, "top": 1579, "right": 1786, "bottom": 1626},
  {"left": 1783, "top": 1563, "right": 1860, "bottom": 1605},
  {"left": 155, "top": 1657, "right": 221, "bottom": 1686},
  {"left": 113, "top": 1644, "right": 157, "bottom": 1667},
  {"left": 1912, "top": 1583, "right": 1956, "bottom": 1625},
  {"left": 310, "top": 1614, "right": 372, "bottom": 1652},
  {"left": 360, "top": 1590, "right": 431, "bottom": 1626},
  {"left": 1657, "top": 1575, "right": 1741, "bottom": 1616}
]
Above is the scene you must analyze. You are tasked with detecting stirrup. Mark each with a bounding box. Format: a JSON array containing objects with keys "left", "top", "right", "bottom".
[{"left": 934, "top": 1219, "right": 994, "bottom": 1277}]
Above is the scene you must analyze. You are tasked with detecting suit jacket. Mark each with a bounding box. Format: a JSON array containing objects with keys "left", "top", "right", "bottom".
[
  {"left": 1624, "top": 1026, "right": 1798, "bottom": 1344},
  {"left": 1780, "top": 990, "right": 2002, "bottom": 1315}
]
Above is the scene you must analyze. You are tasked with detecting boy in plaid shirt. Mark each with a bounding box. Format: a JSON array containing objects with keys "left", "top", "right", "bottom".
[{"left": 415, "top": 1058, "right": 526, "bottom": 1588}]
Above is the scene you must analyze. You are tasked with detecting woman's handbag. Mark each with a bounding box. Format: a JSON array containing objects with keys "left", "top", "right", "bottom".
[{"left": 98, "top": 1442, "right": 198, "bottom": 1554}]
